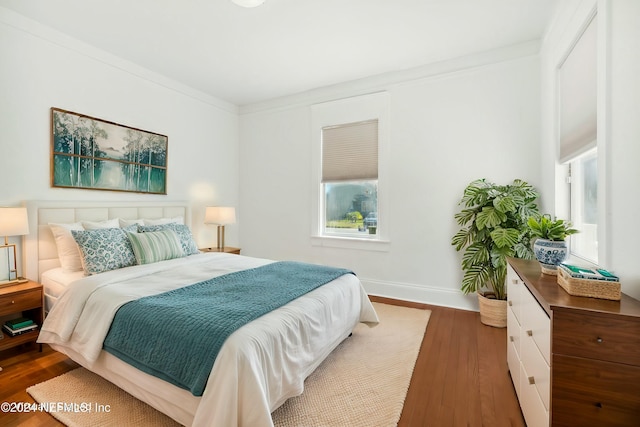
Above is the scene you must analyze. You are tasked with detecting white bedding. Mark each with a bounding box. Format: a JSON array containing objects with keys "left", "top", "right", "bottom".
[
  {"left": 41, "top": 268, "right": 85, "bottom": 312},
  {"left": 38, "top": 252, "right": 379, "bottom": 426}
]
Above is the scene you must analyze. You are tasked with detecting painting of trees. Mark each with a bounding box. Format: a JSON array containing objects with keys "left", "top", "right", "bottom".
[{"left": 51, "top": 108, "right": 167, "bottom": 194}]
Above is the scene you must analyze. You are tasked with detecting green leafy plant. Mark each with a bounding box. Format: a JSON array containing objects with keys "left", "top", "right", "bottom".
[
  {"left": 451, "top": 179, "right": 540, "bottom": 300},
  {"left": 527, "top": 214, "right": 578, "bottom": 241}
]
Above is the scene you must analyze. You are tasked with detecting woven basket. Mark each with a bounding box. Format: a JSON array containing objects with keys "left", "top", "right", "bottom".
[
  {"left": 477, "top": 292, "right": 507, "bottom": 328},
  {"left": 557, "top": 267, "right": 621, "bottom": 301}
]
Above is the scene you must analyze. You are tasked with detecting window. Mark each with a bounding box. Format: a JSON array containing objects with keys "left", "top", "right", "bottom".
[
  {"left": 310, "top": 92, "right": 389, "bottom": 248},
  {"left": 322, "top": 120, "right": 378, "bottom": 237},
  {"left": 569, "top": 148, "right": 598, "bottom": 263},
  {"left": 558, "top": 14, "right": 598, "bottom": 264}
]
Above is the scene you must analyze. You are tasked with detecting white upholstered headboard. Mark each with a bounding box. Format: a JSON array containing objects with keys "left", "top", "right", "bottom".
[{"left": 24, "top": 200, "right": 191, "bottom": 282}]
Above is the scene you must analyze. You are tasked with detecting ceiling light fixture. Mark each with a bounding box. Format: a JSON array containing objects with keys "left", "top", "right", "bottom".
[{"left": 231, "top": 0, "right": 266, "bottom": 7}]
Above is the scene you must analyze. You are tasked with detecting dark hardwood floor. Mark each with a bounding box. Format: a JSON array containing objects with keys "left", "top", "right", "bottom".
[{"left": 0, "top": 297, "right": 525, "bottom": 426}]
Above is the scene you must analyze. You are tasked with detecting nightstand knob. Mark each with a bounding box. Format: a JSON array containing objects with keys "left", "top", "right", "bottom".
[
  {"left": 11, "top": 300, "right": 15, "bottom": 304},
  {"left": 596, "top": 337, "right": 603, "bottom": 343}
]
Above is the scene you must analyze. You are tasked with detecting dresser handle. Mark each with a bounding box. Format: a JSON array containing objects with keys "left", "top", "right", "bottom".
[
  {"left": 595, "top": 402, "right": 603, "bottom": 408},
  {"left": 528, "top": 376, "right": 535, "bottom": 385},
  {"left": 526, "top": 330, "right": 533, "bottom": 337},
  {"left": 509, "top": 336, "right": 514, "bottom": 342},
  {"left": 512, "top": 279, "right": 518, "bottom": 284},
  {"left": 596, "top": 337, "right": 603, "bottom": 343},
  {"left": 508, "top": 301, "right": 513, "bottom": 306}
]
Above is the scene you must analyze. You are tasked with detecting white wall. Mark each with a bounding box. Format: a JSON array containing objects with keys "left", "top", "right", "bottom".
[
  {"left": 0, "top": 7, "right": 240, "bottom": 252},
  {"left": 540, "top": 0, "right": 640, "bottom": 299},
  {"left": 608, "top": 0, "right": 640, "bottom": 299},
  {"left": 239, "top": 51, "right": 542, "bottom": 310}
]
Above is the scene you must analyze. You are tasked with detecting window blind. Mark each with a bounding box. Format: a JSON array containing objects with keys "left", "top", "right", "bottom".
[
  {"left": 322, "top": 119, "right": 378, "bottom": 182},
  {"left": 558, "top": 15, "right": 597, "bottom": 163}
]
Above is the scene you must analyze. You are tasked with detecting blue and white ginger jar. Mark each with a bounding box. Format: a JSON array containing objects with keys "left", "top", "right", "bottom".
[{"left": 533, "top": 238, "right": 567, "bottom": 275}]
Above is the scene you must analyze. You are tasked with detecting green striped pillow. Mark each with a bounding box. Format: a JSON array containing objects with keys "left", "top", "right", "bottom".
[{"left": 126, "top": 229, "right": 184, "bottom": 265}]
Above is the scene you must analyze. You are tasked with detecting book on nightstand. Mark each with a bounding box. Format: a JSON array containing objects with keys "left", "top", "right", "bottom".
[
  {"left": 2, "top": 323, "right": 38, "bottom": 337},
  {"left": 5, "top": 317, "right": 35, "bottom": 330}
]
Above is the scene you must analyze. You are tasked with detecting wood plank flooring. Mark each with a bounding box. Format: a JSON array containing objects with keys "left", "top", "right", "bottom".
[{"left": 0, "top": 297, "right": 525, "bottom": 426}]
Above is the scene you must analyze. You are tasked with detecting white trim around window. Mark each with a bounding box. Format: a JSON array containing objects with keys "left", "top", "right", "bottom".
[{"left": 310, "top": 92, "right": 390, "bottom": 250}]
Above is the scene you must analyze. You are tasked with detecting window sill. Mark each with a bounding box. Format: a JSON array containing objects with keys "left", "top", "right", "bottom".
[{"left": 310, "top": 235, "right": 390, "bottom": 252}]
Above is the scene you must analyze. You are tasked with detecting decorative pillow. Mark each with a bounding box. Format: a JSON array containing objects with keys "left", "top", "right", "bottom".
[
  {"left": 49, "top": 222, "right": 84, "bottom": 272},
  {"left": 125, "top": 229, "right": 184, "bottom": 265},
  {"left": 118, "top": 218, "right": 144, "bottom": 228},
  {"left": 71, "top": 228, "right": 137, "bottom": 275},
  {"left": 143, "top": 216, "right": 184, "bottom": 226},
  {"left": 138, "top": 223, "right": 199, "bottom": 256},
  {"left": 81, "top": 218, "right": 119, "bottom": 230}
]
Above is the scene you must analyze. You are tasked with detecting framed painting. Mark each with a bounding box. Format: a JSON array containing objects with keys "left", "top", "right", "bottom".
[{"left": 51, "top": 108, "right": 168, "bottom": 195}]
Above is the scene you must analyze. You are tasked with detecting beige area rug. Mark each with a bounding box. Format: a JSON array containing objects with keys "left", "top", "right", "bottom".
[{"left": 27, "top": 302, "right": 430, "bottom": 427}]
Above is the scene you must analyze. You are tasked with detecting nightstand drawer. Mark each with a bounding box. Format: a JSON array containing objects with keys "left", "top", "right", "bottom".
[
  {"left": 553, "top": 309, "right": 640, "bottom": 366},
  {"left": 552, "top": 354, "right": 640, "bottom": 426},
  {"left": 0, "top": 288, "right": 42, "bottom": 316}
]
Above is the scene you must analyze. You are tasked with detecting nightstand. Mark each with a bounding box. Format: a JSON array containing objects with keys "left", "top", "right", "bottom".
[
  {"left": 200, "top": 247, "right": 241, "bottom": 255},
  {"left": 0, "top": 281, "right": 44, "bottom": 354}
]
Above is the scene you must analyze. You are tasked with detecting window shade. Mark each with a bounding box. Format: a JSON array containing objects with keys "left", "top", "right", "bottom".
[
  {"left": 322, "top": 119, "right": 378, "bottom": 182},
  {"left": 558, "top": 16, "right": 597, "bottom": 163}
]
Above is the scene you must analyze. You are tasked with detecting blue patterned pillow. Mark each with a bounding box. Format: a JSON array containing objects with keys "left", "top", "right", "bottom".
[
  {"left": 71, "top": 227, "right": 137, "bottom": 275},
  {"left": 138, "top": 223, "right": 199, "bottom": 256}
]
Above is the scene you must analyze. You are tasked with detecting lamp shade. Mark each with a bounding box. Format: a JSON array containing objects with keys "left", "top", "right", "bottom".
[
  {"left": 204, "top": 207, "right": 236, "bottom": 225},
  {"left": 0, "top": 207, "right": 29, "bottom": 237}
]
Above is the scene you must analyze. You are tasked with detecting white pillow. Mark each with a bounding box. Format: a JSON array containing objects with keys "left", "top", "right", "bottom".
[
  {"left": 118, "top": 218, "right": 144, "bottom": 228},
  {"left": 49, "top": 222, "right": 84, "bottom": 272},
  {"left": 143, "top": 216, "right": 184, "bottom": 226},
  {"left": 81, "top": 218, "right": 119, "bottom": 230}
]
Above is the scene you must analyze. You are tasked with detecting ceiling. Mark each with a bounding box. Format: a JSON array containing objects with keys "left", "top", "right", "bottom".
[{"left": 0, "top": 0, "right": 557, "bottom": 106}]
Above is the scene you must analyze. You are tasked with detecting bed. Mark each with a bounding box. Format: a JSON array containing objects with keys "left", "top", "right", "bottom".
[{"left": 24, "top": 201, "right": 379, "bottom": 426}]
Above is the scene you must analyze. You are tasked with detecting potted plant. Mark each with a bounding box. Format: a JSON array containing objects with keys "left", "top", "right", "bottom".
[
  {"left": 527, "top": 214, "right": 579, "bottom": 275},
  {"left": 451, "top": 178, "right": 539, "bottom": 327}
]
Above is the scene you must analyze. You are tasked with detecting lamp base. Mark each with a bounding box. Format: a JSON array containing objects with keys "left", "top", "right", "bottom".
[
  {"left": 0, "top": 277, "right": 29, "bottom": 288},
  {"left": 217, "top": 225, "right": 226, "bottom": 250}
]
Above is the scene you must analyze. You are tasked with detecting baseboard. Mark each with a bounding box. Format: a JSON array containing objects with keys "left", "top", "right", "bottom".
[{"left": 360, "top": 278, "right": 478, "bottom": 312}]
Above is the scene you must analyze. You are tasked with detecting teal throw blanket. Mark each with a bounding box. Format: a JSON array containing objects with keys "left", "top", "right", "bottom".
[{"left": 103, "top": 261, "right": 353, "bottom": 396}]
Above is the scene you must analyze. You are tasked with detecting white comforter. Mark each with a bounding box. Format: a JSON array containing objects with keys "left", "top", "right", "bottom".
[{"left": 38, "top": 252, "right": 379, "bottom": 426}]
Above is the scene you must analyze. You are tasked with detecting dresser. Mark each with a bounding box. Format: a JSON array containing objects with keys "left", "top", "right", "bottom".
[{"left": 507, "top": 258, "right": 640, "bottom": 427}]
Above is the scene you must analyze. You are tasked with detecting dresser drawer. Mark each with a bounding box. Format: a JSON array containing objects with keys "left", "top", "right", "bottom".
[
  {"left": 507, "top": 306, "right": 521, "bottom": 397},
  {"left": 553, "top": 308, "right": 640, "bottom": 366},
  {"left": 0, "top": 288, "right": 42, "bottom": 316},
  {"left": 521, "top": 329, "right": 550, "bottom": 410},
  {"left": 552, "top": 354, "right": 640, "bottom": 426},
  {"left": 507, "top": 339, "right": 521, "bottom": 400},
  {"left": 507, "top": 264, "right": 523, "bottom": 323},
  {"left": 507, "top": 304, "right": 521, "bottom": 358},
  {"left": 520, "top": 282, "right": 551, "bottom": 364},
  {"left": 520, "top": 363, "right": 549, "bottom": 427}
]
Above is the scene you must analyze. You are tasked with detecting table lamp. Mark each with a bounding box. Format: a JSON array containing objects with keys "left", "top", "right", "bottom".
[
  {"left": 204, "top": 207, "right": 236, "bottom": 249},
  {"left": 0, "top": 207, "right": 29, "bottom": 286}
]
